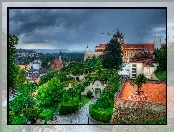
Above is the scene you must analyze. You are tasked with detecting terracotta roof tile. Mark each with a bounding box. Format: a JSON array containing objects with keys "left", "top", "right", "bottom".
[
  {"left": 144, "top": 61, "right": 155, "bottom": 67},
  {"left": 122, "top": 44, "right": 154, "bottom": 51}
]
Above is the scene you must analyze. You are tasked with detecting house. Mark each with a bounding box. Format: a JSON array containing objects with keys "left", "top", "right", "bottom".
[
  {"left": 51, "top": 59, "right": 62, "bottom": 69},
  {"left": 128, "top": 49, "right": 159, "bottom": 79},
  {"left": 30, "top": 60, "right": 41, "bottom": 70},
  {"left": 18, "top": 63, "right": 30, "bottom": 70},
  {"left": 121, "top": 43, "right": 154, "bottom": 62},
  {"left": 51, "top": 52, "right": 62, "bottom": 69},
  {"left": 95, "top": 44, "right": 107, "bottom": 52}
]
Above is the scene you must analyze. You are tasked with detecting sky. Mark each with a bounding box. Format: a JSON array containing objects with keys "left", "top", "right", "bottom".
[{"left": 5, "top": 4, "right": 167, "bottom": 50}]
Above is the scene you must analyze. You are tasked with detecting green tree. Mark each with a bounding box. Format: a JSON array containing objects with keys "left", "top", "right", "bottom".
[
  {"left": 36, "top": 77, "right": 65, "bottom": 107},
  {"left": 132, "top": 73, "right": 147, "bottom": 95},
  {"left": 153, "top": 46, "right": 166, "bottom": 71},
  {"left": 9, "top": 34, "right": 20, "bottom": 92},
  {"left": 41, "top": 55, "right": 50, "bottom": 69},
  {"left": 94, "top": 95, "right": 111, "bottom": 109},
  {"left": 16, "top": 69, "right": 27, "bottom": 84},
  {"left": 73, "top": 82, "right": 84, "bottom": 101},
  {"left": 101, "top": 38, "right": 123, "bottom": 69}
]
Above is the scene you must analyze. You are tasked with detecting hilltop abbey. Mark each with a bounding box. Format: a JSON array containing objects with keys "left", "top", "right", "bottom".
[{"left": 84, "top": 29, "right": 166, "bottom": 79}]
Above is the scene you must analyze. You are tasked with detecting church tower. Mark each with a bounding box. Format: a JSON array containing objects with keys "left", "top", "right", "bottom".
[
  {"left": 86, "top": 44, "right": 89, "bottom": 52},
  {"left": 113, "top": 29, "right": 125, "bottom": 44},
  {"left": 59, "top": 51, "right": 62, "bottom": 63}
]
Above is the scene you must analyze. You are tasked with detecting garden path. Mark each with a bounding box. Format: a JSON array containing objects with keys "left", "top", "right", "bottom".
[{"left": 54, "top": 94, "right": 101, "bottom": 124}]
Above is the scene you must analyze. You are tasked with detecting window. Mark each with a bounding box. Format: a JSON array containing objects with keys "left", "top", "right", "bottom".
[
  {"left": 147, "top": 68, "right": 150, "bottom": 74},
  {"left": 132, "top": 64, "right": 136, "bottom": 78}
]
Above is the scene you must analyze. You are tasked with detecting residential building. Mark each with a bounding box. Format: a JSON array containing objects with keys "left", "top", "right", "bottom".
[{"left": 128, "top": 50, "right": 159, "bottom": 79}]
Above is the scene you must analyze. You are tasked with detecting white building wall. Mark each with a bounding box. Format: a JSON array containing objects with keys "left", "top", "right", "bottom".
[
  {"left": 143, "top": 67, "right": 154, "bottom": 75},
  {"left": 33, "top": 63, "right": 40, "bottom": 70},
  {"left": 129, "top": 63, "right": 143, "bottom": 78},
  {"left": 84, "top": 52, "right": 103, "bottom": 61},
  {"left": 152, "top": 63, "right": 159, "bottom": 71}
]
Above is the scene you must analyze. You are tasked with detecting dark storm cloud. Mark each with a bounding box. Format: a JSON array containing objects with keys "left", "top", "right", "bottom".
[{"left": 9, "top": 8, "right": 166, "bottom": 49}]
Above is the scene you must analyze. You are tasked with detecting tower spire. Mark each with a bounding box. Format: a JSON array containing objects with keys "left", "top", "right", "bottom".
[
  {"left": 86, "top": 44, "right": 88, "bottom": 52},
  {"left": 59, "top": 51, "right": 62, "bottom": 63}
]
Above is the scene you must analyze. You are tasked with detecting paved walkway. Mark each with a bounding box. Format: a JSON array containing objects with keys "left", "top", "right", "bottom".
[{"left": 54, "top": 94, "right": 101, "bottom": 124}]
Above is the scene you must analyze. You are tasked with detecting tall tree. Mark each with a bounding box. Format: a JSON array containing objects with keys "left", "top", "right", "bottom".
[
  {"left": 36, "top": 77, "right": 65, "bottom": 107},
  {"left": 9, "top": 34, "right": 20, "bottom": 92},
  {"left": 153, "top": 46, "right": 166, "bottom": 71},
  {"left": 101, "top": 38, "right": 123, "bottom": 69}
]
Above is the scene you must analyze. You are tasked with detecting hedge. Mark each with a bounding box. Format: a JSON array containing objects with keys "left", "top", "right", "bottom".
[
  {"left": 58, "top": 103, "right": 78, "bottom": 115},
  {"left": 89, "top": 104, "right": 113, "bottom": 123},
  {"left": 10, "top": 115, "right": 27, "bottom": 124},
  {"left": 38, "top": 109, "right": 54, "bottom": 122}
]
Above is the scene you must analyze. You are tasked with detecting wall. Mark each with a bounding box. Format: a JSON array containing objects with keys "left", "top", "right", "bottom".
[
  {"left": 129, "top": 62, "right": 143, "bottom": 78},
  {"left": 18, "top": 64, "right": 30, "bottom": 70},
  {"left": 84, "top": 52, "right": 103, "bottom": 61},
  {"left": 66, "top": 74, "right": 85, "bottom": 81},
  {"left": 81, "top": 80, "right": 106, "bottom": 97},
  {"left": 143, "top": 67, "right": 155, "bottom": 79},
  {"left": 110, "top": 98, "right": 166, "bottom": 124},
  {"left": 152, "top": 62, "right": 159, "bottom": 71}
]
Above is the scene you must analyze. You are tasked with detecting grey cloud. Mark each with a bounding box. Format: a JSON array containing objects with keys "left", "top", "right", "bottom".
[{"left": 9, "top": 8, "right": 166, "bottom": 49}]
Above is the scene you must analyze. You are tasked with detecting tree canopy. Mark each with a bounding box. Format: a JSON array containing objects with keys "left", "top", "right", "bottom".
[
  {"left": 101, "top": 38, "right": 123, "bottom": 69},
  {"left": 153, "top": 46, "right": 166, "bottom": 71},
  {"left": 132, "top": 73, "right": 147, "bottom": 95}
]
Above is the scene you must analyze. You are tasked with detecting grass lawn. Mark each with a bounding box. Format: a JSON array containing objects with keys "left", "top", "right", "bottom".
[{"left": 155, "top": 70, "right": 166, "bottom": 81}]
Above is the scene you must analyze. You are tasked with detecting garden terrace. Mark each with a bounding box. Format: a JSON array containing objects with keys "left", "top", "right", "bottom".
[{"left": 119, "top": 81, "right": 166, "bottom": 104}]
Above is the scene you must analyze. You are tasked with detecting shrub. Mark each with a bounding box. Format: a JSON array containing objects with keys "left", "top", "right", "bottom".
[
  {"left": 89, "top": 104, "right": 113, "bottom": 123},
  {"left": 9, "top": 111, "right": 15, "bottom": 122},
  {"left": 87, "top": 90, "right": 93, "bottom": 98},
  {"left": 10, "top": 115, "right": 27, "bottom": 124},
  {"left": 94, "top": 95, "right": 111, "bottom": 109},
  {"left": 58, "top": 103, "right": 78, "bottom": 115},
  {"left": 38, "top": 109, "right": 54, "bottom": 122},
  {"left": 36, "top": 77, "right": 65, "bottom": 107}
]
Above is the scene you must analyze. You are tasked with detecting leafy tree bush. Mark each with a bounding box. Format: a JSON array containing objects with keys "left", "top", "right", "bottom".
[
  {"left": 9, "top": 94, "right": 35, "bottom": 115},
  {"left": 132, "top": 73, "right": 147, "bottom": 95},
  {"left": 9, "top": 111, "right": 15, "bottom": 123},
  {"left": 10, "top": 116, "right": 27, "bottom": 124},
  {"left": 89, "top": 104, "right": 113, "bottom": 123},
  {"left": 36, "top": 77, "right": 65, "bottom": 107},
  {"left": 38, "top": 70, "right": 58, "bottom": 86},
  {"left": 38, "top": 109, "right": 54, "bottom": 122},
  {"left": 9, "top": 34, "right": 20, "bottom": 89},
  {"left": 58, "top": 103, "right": 78, "bottom": 115},
  {"left": 94, "top": 95, "right": 111, "bottom": 109},
  {"left": 153, "top": 46, "right": 166, "bottom": 71},
  {"left": 101, "top": 38, "right": 122, "bottom": 69},
  {"left": 63, "top": 92, "right": 69, "bottom": 103},
  {"left": 22, "top": 107, "right": 39, "bottom": 119}
]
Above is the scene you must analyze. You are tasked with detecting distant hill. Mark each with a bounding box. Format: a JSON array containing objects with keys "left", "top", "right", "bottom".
[
  {"left": 17, "top": 49, "right": 86, "bottom": 54},
  {"left": 32, "top": 49, "right": 69, "bottom": 54}
]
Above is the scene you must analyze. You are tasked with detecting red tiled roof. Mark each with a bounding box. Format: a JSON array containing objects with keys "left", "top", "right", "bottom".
[
  {"left": 51, "top": 59, "right": 62, "bottom": 69},
  {"left": 95, "top": 44, "right": 107, "bottom": 52},
  {"left": 143, "top": 61, "right": 155, "bottom": 67},
  {"left": 95, "top": 44, "right": 107, "bottom": 48},
  {"left": 122, "top": 44, "right": 154, "bottom": 51}
]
